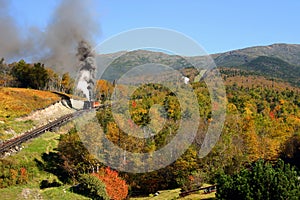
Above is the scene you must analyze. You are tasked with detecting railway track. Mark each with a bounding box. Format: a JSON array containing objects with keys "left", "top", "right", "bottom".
[
  {"left": 0, "top": 109, "right": 93, "bottom": 156},
  {"left": 0, "top": 102, "right": 114, "bottom": 156}
]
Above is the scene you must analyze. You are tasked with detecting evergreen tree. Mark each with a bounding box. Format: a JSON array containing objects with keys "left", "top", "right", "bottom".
[{"left": 216, "top": 159, "right": 300, "bottom": 200}]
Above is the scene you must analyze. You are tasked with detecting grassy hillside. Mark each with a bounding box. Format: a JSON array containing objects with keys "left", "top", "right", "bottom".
[
  {"left": 0, "top": 87, "right": 61, "bottom": 140},
  {"left": 0, "top": 131, "right": 89, "bottom": 200},
  {"left": 0, "top": 87, "right": 61, "bottom": 120}
]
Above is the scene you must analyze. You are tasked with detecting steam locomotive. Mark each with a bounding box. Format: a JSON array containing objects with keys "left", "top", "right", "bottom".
[{"left": 83, "top": 101, "right": 101, "bottom": 109}]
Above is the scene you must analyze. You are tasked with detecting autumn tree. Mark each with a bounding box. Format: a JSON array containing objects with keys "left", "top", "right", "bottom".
[
  {"left": 56, "top": 128, "right": 99, "bottom": 182},
  {"left": 61, "top": 72, "right": 74, "bottom": 94},
  {"left": 95, "top": 79, "right": 113, "bottom": 101},
  {"left": 0, "top": 58, "right": 15, "bottom": 87},
  {"left": 45, "top": 68, "right": 61, "bottom": 91},
  {"left": 280, "top": 133, "right": 300, "bottom": 169}
]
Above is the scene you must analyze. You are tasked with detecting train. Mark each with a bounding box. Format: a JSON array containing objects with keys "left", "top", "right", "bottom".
[{"left": 83, "top": 101, "right": 101, "bottom": 109}]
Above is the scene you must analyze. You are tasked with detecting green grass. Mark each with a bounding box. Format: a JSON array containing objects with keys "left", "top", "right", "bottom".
[
  {"left": 0, "top": 184, "right": 37, "bottom": 200},
  {"left": 41, "top": 186, "right": 90, "bottom": 200},
  {"left": 22, "top": 131, "right": 59, "bottom": 154},
  {"left": 182, "top": 192, "right": 216, "bottom": 200},
  {"left": 0, "top": 132, "right": 60, "bottom": 184},
  {"left": 0, "top": 132, "right": 59, "bottom": 192},
  {"left": 0, "top": 119, "right": 35, "bottom": 141},
  {"left": 0, "top": 184, "right": 90, "bottom": 200}
]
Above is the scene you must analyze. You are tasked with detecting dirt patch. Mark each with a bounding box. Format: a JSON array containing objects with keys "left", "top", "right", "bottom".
[
  {"left": 21, "top": 188, "right": 43, "bottom": 199},
  {"left": 16, "top": 101, "right": 75, "bottom": 128}
]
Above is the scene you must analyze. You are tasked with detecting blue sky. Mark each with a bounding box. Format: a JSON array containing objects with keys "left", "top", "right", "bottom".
[{"left": 8, "top": 0, "right": 300, "bottom": 54}]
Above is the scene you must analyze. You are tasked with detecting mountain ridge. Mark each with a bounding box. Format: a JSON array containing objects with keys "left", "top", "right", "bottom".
[
  {"left": 210, "top": 43, "right": 300, "bottom": 67},
  {"left": 96, "top": 43, "right": 300, "bottom": 86},
  {"left": 98, "top": 43, "right": 300, "bottom": 66}
]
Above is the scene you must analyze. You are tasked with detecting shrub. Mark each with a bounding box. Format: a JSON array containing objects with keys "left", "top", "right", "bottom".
[
  {"left": 179, "top": 171, "right": 204, "bottom": 192},
  {"left": 216, "top": 159, "right": 300, "bottom": 200},
  {"left": 18, "top": 167, "right": 28, "bottom": 184}
]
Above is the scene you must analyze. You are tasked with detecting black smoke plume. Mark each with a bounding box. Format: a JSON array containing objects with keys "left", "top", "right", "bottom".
[{"left": 76, "top": 40, "right": 96, "bottom": 100}]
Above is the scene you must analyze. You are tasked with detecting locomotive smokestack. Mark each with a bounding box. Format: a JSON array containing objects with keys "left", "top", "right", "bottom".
[{"left": 87, "top": 85, "right": 92, "bottom": 102}]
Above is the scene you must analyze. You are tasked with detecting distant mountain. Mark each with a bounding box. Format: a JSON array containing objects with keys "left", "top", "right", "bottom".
[
  {"left": 96, "top": 50, "right": 194, "bottom": 81},
  {"left": 187, "top": 43, "right": 300, "bottom": 67},
  {"left": 96, "top": 43, "right": 300, "bottom": 86},
  {"left": 242, "top": 56, "right": 300, "bottom": 86}
]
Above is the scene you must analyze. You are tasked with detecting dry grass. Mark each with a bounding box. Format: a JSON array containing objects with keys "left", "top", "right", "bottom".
[
  {"left": 0, "top": 87, "right": 61, "bottom": 121},
  {"left": 0, "top": 87, "right": 61, "bottom": 140}
]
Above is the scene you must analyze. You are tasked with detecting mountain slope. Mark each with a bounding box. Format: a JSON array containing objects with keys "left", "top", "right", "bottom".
[
  {"left": 211, "top": 43, "right": 300, "bottom": 67},
  {"left": 97, "top": 50, "right": 194, "bottom": 81},
  {"left": 244, "top": 56, "right": 300, "bottom": 82},
  {"left": 96, "top": 43, "right": 300, "bottom": 86}
]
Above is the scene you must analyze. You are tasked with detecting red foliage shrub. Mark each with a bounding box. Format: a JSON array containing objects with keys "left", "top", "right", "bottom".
[
  {"left": 269, "top": 111, "right": 275, "bottom": 119},
  {"left": 93, "top": 167, "right": 128, "bottom": 200},
  {"left": 19, "top": 167, "right": 28, "bottom": 184}
]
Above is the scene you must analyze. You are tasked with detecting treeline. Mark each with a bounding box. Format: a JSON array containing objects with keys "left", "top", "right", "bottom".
[
  {"left": 0, "top": 59, "right": 74, "bottom": 94},
  {"left": 219, "top": 56, "right": 300, "bottom": 87}
]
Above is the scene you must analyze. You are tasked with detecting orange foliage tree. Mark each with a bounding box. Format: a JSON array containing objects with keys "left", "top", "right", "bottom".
[
  {"left": 95, "top": 80, "right": 114, "bottom": 101},
  {"left": 93, "top": 167, "right": 128, "bottom": 200}
]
